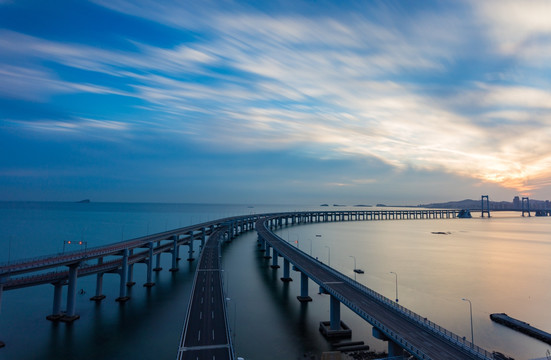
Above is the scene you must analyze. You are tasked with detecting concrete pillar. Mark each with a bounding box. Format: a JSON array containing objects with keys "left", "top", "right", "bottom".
[
  {"left": 201, "top": 227, "right": 206, "bottom": 248},
  {"left": 330, "top": 295, "right": 340, "bottom": 330},
  {"left": 153, "top": 240, "right": 162, "bottom": 271},
  {"left": 264, "top": 244, "right": 272, "bottom": 259},
  {"left": 271, "top": 250, "right": 280, "bottom": 269},
  {"left": 64, "top": 264, "right": 79, "bottom": 321},
  {"left": 47, "top": 281, "right": 64, "bottom": 320},
  {"left": 170, "top": 235, "right": 179, "bottom": 272},
  {"left": 281, "top": 258, "right": 292, "bottom": 282},
  {"left": 90, "top": 258, "right": 106, "bottom": 301},
  {"left": 187, "top": 231, "right": 195, "bottom": 262},
  {"left": 144, "top": 242, "right": 155, "bottom": 287},
  {"left": 127, "top": 249, "right": 135, "bottom": 287},
  {"left": 116, "top": 249, "right": 130, "bottom": 302},
  {"left": 297, "top": 272, "right": 312, "bottom": 302}
]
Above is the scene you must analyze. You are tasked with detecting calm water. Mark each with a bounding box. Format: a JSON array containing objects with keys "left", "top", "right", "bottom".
[{"left": 0, "top": 202, "right": 550, "bottom": 360}]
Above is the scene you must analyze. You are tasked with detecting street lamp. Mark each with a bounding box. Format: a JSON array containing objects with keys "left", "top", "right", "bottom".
[
  {"left": 390, "top": 271, "right": 398, "bottom": 303},
  {"left": 349, "top": 255, "right": 357, "bottom": 281},
  {"left": 462, "top": 298, "right": 474, "bottom": 344},
  {"left": 324, "top": 246, "right": 331, "bottom": 266}
]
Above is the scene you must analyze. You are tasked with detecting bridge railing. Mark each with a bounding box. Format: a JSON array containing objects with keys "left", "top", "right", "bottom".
[{"left": 263, "top": 215, "right": 494, "bottom": 360}]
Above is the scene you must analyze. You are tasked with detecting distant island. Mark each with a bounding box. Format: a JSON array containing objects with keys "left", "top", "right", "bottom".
[{"left": 76, "top": 199, "right": 91, "bottom": 203}]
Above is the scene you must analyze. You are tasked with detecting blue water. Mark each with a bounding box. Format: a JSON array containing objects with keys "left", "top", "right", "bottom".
[{"left": 1, "top": 202, "right": 550, "bottom": 360}]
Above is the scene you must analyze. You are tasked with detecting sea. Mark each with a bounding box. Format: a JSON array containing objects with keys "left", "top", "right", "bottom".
[{"left": 0, "top": 202, "right": 550, "bottom": 360}]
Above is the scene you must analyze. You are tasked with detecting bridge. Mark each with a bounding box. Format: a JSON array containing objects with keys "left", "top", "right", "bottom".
[
  {"left": 257, "top": 213, "right": 494, "bottom": 360},
  {"left": 0, "top": 208, "right": 501, "bottom": 358}
]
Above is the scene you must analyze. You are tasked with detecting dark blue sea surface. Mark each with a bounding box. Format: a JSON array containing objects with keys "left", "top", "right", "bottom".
[{"left": 0, "top": 202, "right": 549, "bottom": 360}]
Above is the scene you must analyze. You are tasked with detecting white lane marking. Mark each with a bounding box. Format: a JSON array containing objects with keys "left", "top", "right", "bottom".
[
  {"left": 199, "top": 312, "right": 202, "bottom": 320},
  {"left": 197, "top": 330, "right": 201, "bottom": 341}
]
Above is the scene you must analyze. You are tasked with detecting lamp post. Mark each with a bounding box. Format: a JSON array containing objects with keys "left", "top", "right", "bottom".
[
  {"left": 462, "top": 298, "right": 474, "bottom": 344},
  {"left": 390, "top": 271, "right": 398, "bottom": 303},
  {"left": 349, "top": 255, "right": 357, "bottom": 281},
  {"left": 324, "top": 246, "right": 331, "bottom": 266}
]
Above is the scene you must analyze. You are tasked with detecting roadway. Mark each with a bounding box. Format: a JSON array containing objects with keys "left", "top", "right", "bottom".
[
  {"left": 257, "top": 216, "right": 495, "bottom": 360},
  {"left": 177, "top": 228, "right": 233, "bottom": 360}
]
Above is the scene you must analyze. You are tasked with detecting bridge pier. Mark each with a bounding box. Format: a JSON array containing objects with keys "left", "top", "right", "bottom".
[
  {"left": 153, "top": 240, "right": 162, "bottom": 271},
  {"left": 170, "top": 235, "right": 179, "bottom": 272},
  {"left": 201, "top": 228, "right": 206, "bottom": 249},
  {"left": 187, "top": 233, "right": 195, "bottom": 262},
  {"left": 481, "top": 195, "right": 491, "bottom": 217},
  {"left": 372, "top": 327, "right": 403, "bottom": 357},
  {"left": 264, "top": 244, "right": 272, "bottom": 259},
  {"left": 46, "top": 281, "right": 64, "bottom": 321},
  {"left": 280, "top": 258, "right": 292, "bottom": 282},
  {"left": 144, "top": 242, "right": 155, "bottom": 288},
  {"left": 297, "top": 272, "right": 312, "bottom": 302},
  {"left": 319, "top": 295, "right": 351, "bottom": 339},
  {"left": 522, "top": 197, "right": 531, "bottom": 217},
  {"left": 126, "top": 249, "right": 136, "bottom": 287},
  {"left": 62, "top": 263, "right": 80, "bottom": 322},
  {"left": 116, "top": 249, "right": 130, "bottom": 302},
  {"left": 270, "top": 250, "right": 280, "bottom": 269},
  {"left": 90, "top": 257, "right": 106, "bottom": 301}
]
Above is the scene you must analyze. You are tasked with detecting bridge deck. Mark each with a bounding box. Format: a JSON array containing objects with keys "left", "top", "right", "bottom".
[
  {"left": 257, "top": 217, "right": 494, "bottom": 360},
  {"left": 176, "top": 228, "right": 233, "bottom": 360}
]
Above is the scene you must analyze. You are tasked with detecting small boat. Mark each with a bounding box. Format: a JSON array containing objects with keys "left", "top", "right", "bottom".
[{"left": 353, "top": 269, "right": 364, "bottom": 274}]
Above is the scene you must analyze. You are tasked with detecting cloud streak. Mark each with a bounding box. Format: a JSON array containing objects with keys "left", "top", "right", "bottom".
[{"left": 2, "top": 0, "right": 551, "bottom": 198}]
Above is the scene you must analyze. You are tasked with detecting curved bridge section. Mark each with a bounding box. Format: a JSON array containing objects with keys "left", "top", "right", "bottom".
[
  {"left": 257, "top": 213, "right": 495, "bottom": 360},
  {"left": 0, "top": 215, "right": 259, "bottom": 322}
]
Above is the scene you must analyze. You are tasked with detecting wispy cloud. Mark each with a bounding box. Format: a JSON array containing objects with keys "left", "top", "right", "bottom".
[{"left": 2, "top": 0, "right": 551, "bottom": 196}]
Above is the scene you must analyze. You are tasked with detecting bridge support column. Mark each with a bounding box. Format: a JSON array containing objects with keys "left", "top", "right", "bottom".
[
  {"left": 270, "top": 250, "right": 280, "bottom": 269},
  {"left": 372, "top": 328, "right": 403, "bottom": 358},
  {"left": 319, "top": 295, "right": 351, "bottom": 339},
  {"left": 264, "top": 244, "right": 272, "bottom": 259},
  {"left": 62, "top": 264, "right": 80, "bottom": 322},
  {"left": 201, "top": 228, "right": 206, "bottom": 249},
  {"left": 126, "top": 249, "right": 135, "bottom": 287},
  {"left": 90, "top": 257, "right": 106, "bottom": 301},
  {"left": 187, "top": 232, "right": 195, "bottom": 262},
  {"left": 297, "top": 272, "right": 312, "bottom": 302},
  {"left": 259, "top": 237, "right": 266, "bottom": 252},
  {"left": 144, "top": 242, "right": 155, "bottom": 288},
  {"left": 281, "top": 258, "right": 292, "bottom": 282},
  {"left": 153, "top": 240, "right": 162, "bottom": 271},
  {"left": 46, "top": 281, "right": 64, "bottom": 321},
  {"left": 116, "top": 249, "right": 130, "bottom": 302},
  {"left": 330, "top": 295, "right": 340, "bottom": 330},
  {"left": 481, "top": 195, "right": 491, "bottom": 218},
  {"left": 522, "top": 197, "right": 531, "bottom": 217},
  {"left": 170, "top": 235, "right": 179, "bottom": 272}
]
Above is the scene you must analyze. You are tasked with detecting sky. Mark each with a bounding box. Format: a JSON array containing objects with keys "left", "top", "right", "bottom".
[{"left": 1, "top": 0, "right": 551, "bottom": 205}]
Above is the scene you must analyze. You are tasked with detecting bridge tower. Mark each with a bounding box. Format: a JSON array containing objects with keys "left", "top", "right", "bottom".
[
  {"left": 522, "top": 197, "right": 531, "bottom": 217},
  {"left": 481, "top": 195, "right": 491, "bottom": 218}
]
